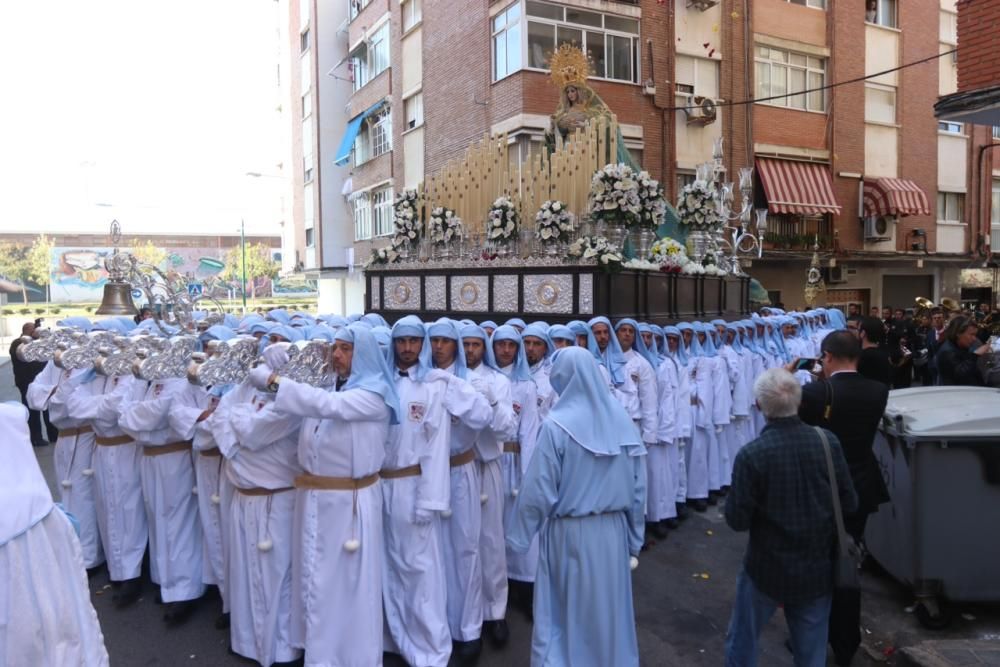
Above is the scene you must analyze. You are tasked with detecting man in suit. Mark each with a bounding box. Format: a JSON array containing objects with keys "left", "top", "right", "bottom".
[
  {"left": 924, "top": 308, "right": 947, "bottom": 385},
  {"left": 799, "top": 330, "right": 889, "bottom": 666}
]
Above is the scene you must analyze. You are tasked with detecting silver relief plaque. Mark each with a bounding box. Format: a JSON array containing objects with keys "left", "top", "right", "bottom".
[
  {"left": 524, "top": 274, "right": 572, "bottom": 314},
  {"left": 450, "top": 276, "right": 488, "bottom": 312},
  {"left": 425, "top": 275, "right": 446, "bottom": 310},
  {"left": 493, "top": 275, "right": 518, "bottom": 313},
  {"left": 579, "top": 273, "right": 594, "bottom": 314},
  {"left": 384, "top": 276, "right": 420, "bottom": 310}
]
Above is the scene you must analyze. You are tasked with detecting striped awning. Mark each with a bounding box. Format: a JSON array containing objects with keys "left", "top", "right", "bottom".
[
  {"left": 755, "top": 158, "right": 841, "bottom": 215},
  {"left": 863, "top": 178, "right": 930, "bottom": 218}
]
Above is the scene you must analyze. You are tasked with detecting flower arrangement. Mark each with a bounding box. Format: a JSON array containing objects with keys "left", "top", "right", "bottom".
[
  {"left": 650, "top": 237, "right": 689, "bottom": 273},
  {"left": 392, "top": 189, "right": 422, "bottom": 244},
  {"left": 636, "top": 171, "right": 667, "bottom": 229},
  {"left": 676, "top": 181, "right": 720, "bottom": 229},
  {"left": 567, "top": 235, "right": 624, "bottom": 273},
  {"left": 487, "top": 196, "right": 519, "bottom": 242},
  {"left": 534, "top": 200, "right": 574, "bottom": 244},
  {"left": 364, "top": 245, "right": 399, "bottom": 268},
  {"left": 681, "top": 262, "right": 728, "bottom": 276},
  {"left": 427, "top": 207, "right": 463, "bottom": 245},
  {"left": 589, "top": 163, "right": 642, "bottom": 228}
]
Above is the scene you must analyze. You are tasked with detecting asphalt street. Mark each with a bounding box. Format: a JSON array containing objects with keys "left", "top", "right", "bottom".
[{"left": 4, "top": 357, "right": 1000, "bottom": 666}]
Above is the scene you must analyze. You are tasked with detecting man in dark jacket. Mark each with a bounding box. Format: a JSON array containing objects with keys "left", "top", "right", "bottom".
[
  {"left": 936, "top": 315, "right": 989, "bottom": 386},
  {"left": 725, "top": 368, "right": 857, "bottom": 667},
  {"left": 856, "top": 317, "right": 892, "bottom": 386},
  {"left": 9, "top": 322, "right": 57, "bottom": 447},
  {"left": 799, "top": 331, "right": 889, "bottom": 666}
]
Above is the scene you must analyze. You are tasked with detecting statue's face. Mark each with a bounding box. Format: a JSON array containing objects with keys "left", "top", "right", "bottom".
[{"left": 566, "top": 86, "right": 579, "bottom": 103}]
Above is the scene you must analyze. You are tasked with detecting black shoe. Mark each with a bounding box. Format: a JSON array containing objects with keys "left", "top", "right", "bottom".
[
  {"left": 163, "top": 600, "right": 197, "bottom": 627},
  {"left": 452, "top": 638, "right": 482, "bottom": 666},
  {"left": 690, "top": 499, "right": 708, "bottom": 513},
  {"left": 647, "top": 521, "right": 669, "bottom": 540},
  {"left": 154, "top": 591, "right": 163, "bottom": 605},
  {"left": 86, "top": 563, "right": 106, "bottom": 579},
  {"left": 215, "top": 612, "right": 230, "bottom": 630},
  {"left": 484, "top": 619, "right": 510, "bottom": 648},
  {"left": 272, "top": 658, "right": 304, "bottom": 667},
  {"left": 706, "top": 492, "right": 719, "bottom": 506},
  {"left": 664, "top": 518, "right": 680, "bottom": 530},
  {"left": 113, "top": 578, "right": 142, "bottom": 609},
  {"left": 675, "top": 503, "right": 690, "bottom": 521},
  {"left": 719, "top": 485, "right": 730, "bottom": 496}
]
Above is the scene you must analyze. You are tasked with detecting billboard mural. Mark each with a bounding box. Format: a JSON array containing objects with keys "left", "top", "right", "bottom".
[{"left": 49, "top": 245, "right": 315, "bottom": 303}]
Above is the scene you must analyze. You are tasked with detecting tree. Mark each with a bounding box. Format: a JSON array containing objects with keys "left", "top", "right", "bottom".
[
  {"left": 0, "top": 242, "right": 32, "bottom": 304},
  {"left": 222, "top": 242, "right": 279, "bottom": 303},
  {"left": 27, "top": 234, "right": 54, "bottom": 301},
  {"left": 128, "top": 238, "right": 168, "bottom": 269}
]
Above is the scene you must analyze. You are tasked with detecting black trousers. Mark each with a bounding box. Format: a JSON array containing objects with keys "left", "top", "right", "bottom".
[
  {"left": 19, "top": 386, "right": 58, "bottom": 442},
  {"left": 828, "top": 511, "right": 869, "bottom": 665}
]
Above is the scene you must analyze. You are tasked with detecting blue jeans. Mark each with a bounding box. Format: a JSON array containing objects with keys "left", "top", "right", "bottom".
[{"left": 725, "top": 569, "right": 832, "bottom": 667}]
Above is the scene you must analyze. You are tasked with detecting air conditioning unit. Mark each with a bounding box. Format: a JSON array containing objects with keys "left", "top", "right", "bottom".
[
  {"left": 685, "top": 96, "right": 718, "bottom": 126},
  {"left": 687, "top": 0, "right": 720, "bottom": 10},
  {"left": 826, "top": 265, "right": 847, "bottom": 284},
  {"left": 864, "top": 215, "right": 893, "bottom": 241}
]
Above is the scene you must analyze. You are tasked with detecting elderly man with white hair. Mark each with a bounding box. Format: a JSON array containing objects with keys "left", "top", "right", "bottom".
[{"left": 724, "top": 368, "right": 857, "bottom": 667}]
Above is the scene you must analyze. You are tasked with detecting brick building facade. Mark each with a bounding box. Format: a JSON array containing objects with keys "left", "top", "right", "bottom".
[{"left": 289, "top": 0, "right": 997, "bottom": 314}]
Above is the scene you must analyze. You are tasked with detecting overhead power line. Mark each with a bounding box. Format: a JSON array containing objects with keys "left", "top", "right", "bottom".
[{"left": 669, "top": 46, "right": 960, "bottom": 112}]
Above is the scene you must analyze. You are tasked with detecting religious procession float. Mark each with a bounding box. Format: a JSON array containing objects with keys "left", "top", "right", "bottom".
[{"left": 363, "top": 45, "right": 767, "bottom": 325}]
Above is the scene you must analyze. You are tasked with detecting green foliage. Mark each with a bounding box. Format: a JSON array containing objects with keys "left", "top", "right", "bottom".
[{"left": 222, "top": 243, "right": 280, "bottom": 301}]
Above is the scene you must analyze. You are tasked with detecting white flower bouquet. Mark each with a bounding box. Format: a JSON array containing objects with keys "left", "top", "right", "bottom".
[
  {"left": 534, "top": 200, "right": 574, "bottom": 244},
  {"left": 636, "top": 171, "right": 667, "bottom": 230},
  {"left": 392, "top": 189, "right": 422, "bottom": 244},
  {"left": 487, "top": 196, "right": 519, "bottom": 242},
  {"left": 589, "top": 163, "right": 642, "bottom": 228},
  {"left": 567, "top": 235, "right": 624, "bottom": 273},
  {"left": 364, "top": 244, "right": 399, "bottom": 268},
  {"left": 676, "top": 181, "right": 720, "bottom": 230},
  {"left": 427, "top": 207, "right": 463, "bottom": 246},
  {"left": 650, "top": 237, "right": 689, "bottom": 273}
]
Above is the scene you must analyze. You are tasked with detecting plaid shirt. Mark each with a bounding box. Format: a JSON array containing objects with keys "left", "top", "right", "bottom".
[{"left": 726, "top": 416, "right": 858, "bottom": 604}]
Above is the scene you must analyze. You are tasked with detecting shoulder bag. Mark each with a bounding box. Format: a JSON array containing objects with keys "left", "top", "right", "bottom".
[{"left": 815, "top": 426, "right": 861, "bottom": 591}]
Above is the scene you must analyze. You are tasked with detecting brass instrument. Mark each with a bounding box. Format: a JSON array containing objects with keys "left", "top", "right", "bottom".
[
  {"left": 914, "top": 296, "right": 934, "bottom": 320},
  {"left": 941, "top": 298, "right": 961, "bottom": 314}
]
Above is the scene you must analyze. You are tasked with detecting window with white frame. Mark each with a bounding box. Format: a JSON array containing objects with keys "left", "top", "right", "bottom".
[
  {"left": 938, "top": 121, "right": 962, "bottom": 134},
  {"left": 937, "top": 191, "right": 964, "bottom": 223},
  {"left": 787, "top": 0, "right": 825, "bottom": 8},
  {"left": 305, "top": 227, "right": 314, "bottom": 247},
  {"left": 867, "top": 0, "right": 897, "bottom": 28},
  {"left": 993, "top": 126, "right": 1000, "bottom": 140},
  {"left": 676, "top": 171, "right": 695, "bottom": 198},
  {"left": 373, "top": 186, "right": 394, "bottom": 237},
  {"left": 404, "top": 93, "right": 423, "bottom": 130},
  {"left": 675, "top": 55, "right": 720, "bottom": 98},
  {"left": 303, "top": 153, "right": 314, "bottom": 183},
  {"left": 865, "top": 84, "right": 896, "bottom": 124},
  {"left": 402, "top": 0, "right": 422, "bottom": 31},
  {"left": 992, "top": 181, "right": 1000, "bottom": 225},
  {"left": 754, "top": 46, "right": 826, "bottom": 112},
  {"left": 353, "top": 194, "right": 372, "bottom": 241},
  {"left": 939, "top": 10, "right": 957, "bottom": 43},
  {"left": 349, "top": 0, "right": 371, "bottom": 22},
  {"left": 525, "top": 2, "right": 640, "bottom": 83},
  {"left": 302, "top": 90, "right": 312, "bottom": 119},
  {"left": 354, "top": 106, "right": 391, "bottom": 166},
  {"left": 492, "top": 3, "right": 522, "bottom": 81},
  {"left": 300, "top": 29, "right": 310, "bottom": 53},
  {"left": 351, "top": 22, "right": 390, "bottom": 92}
]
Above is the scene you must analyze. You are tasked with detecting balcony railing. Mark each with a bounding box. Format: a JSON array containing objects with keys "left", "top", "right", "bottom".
[{"left": 991, "top": 226, "right": 1000, "bottom": 252}]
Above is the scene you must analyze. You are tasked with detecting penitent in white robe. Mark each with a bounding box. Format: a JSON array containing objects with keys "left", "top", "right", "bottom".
[
  {"left": 648, "top": 356, "right": 681, "bottom": 522},
  {"left": 67, "top": 373, "right": 147, "bottom": 582},
  {"left": 213, "top": 381, "right": 304, "bottom": 666},
  {"left": 276, "top": 379, "right": 390, "bottom": 667},
  {"left": 500, "top": 374, "right": 540, "bottom": 584},
  {"left": 31, "top": 364, "right": 105, "bottom": 569},
  {"left": 119, "top": 378, "right": 205, "bottom": 603},
  {"left": 383, "top": 370, "right": 453, "bottom": 667}
]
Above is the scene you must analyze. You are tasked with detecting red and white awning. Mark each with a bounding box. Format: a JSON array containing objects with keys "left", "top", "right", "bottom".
[
  {"left": 755, "top": 158, "right": 841, "bottom": 216},
  {"left": 862, "top": 178, "right": 930, "bottom": 218}
]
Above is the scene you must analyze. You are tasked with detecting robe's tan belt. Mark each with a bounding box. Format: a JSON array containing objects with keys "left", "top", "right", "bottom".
[
  {"left": 449, "top": 448, "right": 476, "bottom": 468},
  {"left": 503, "top": 442, "right": 521, "bottom": 454},
  {"left": 293, "top": 472, "right": 380, "bottom": 491},
  {"left": 199, "top": 447, "right": 222, "bottom": 457},
  {"left": 236, "top": 485, "right": 295, "bottom": 496},
  {"left": 60, "top": 425, "right": 93, "bottom": 438},
  {"left": 143, "top": 440, "right": 194, "bottom": 457},
  {"left": 95, "top": 434, "right": 134, "bottom": 446},
  {"left": 380, "top": 464, "right": 422, "bottom": 480}
]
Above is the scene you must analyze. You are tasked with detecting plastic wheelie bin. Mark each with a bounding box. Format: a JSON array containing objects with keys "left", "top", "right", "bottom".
[{"left": 866, "top": 386, "right": 1000, "bottom": 629}]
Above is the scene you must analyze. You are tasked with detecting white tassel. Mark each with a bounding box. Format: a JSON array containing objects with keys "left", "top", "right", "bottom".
[
  {"left": 512, "top": 488, "right": 519, "bottom": 497},
  {"left": 480, "top": 493, "right": 488, "bottom": 505},
  {"left": 61, "top": 479, "right": 72, "bottom": 489},
  {"left": 192, "top": 486, "right": 199, "bottom": 495},
  {"left": 441, "top": 509, "right": 453, "bottom": 519},
  {"left": 82, "top": 468, "right": 95, "bottom": 477},
  {"left": 210, "top": 493, "right": 221, "bottom": 505},
  {"left": 630, "top": 556, "right": 639, "bottom": 571},
  {"left": 343, "top": 539, "right": 360, "bottom": 552},
  {"left": 256, "top": 539, "right": 273, "bottom": 552}
]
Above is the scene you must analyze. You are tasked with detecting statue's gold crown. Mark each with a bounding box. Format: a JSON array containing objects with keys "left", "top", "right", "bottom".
[{"left": 548, "top": 44, "right": 592, "bottom": 89}]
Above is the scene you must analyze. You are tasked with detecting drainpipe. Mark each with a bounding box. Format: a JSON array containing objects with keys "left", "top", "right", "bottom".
[{"left": 977, "top": 143, "right": 999, "bottom": 258}]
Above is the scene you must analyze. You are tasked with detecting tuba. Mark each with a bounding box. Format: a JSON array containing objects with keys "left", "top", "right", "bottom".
[{"left": 914, "top": 297, "right": 934, "bottom": 320}]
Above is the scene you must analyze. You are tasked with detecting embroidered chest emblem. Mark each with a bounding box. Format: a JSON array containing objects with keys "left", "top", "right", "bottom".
[
  {"left": 630, "top": 373, "right": 640, "bottom": 385},
  {"left": 152, "top": 383, "right": 164, "bottom": 397},
  {"left": 513, "top": 402, "right": 522, "bottom": 415},
  {"left": 408, "top": 402, "right": 426, "bottom": 422}
]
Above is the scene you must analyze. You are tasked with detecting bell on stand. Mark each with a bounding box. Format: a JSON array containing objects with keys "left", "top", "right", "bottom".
[{"left": 96, "top": 279, "right": 138, "bottom": 316}]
